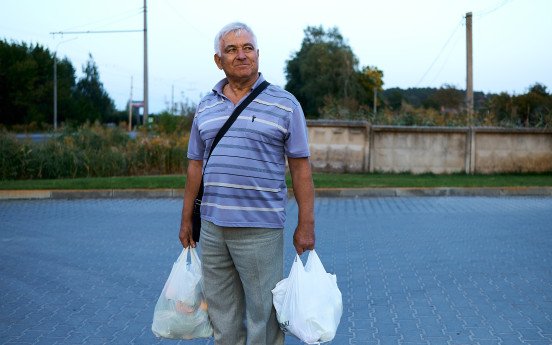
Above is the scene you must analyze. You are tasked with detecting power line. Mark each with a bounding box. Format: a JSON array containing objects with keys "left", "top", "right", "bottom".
[
  {"left": 160, "top": 0, "right": 209, "bottom": 39},
  {"left": 50, "top": 29, "right": 142, "bottom": 36},
  {"left": 429, "top": 28, "right": 463, "bottom": 86},
  {"left": 416, "top": 18, "right": 463, "bottom": 87},
  {"left": 49, "top": 1, "right": 149, "bottom": 127},
  {"left": 58, "top": 7, "right": 142, "bottom": 32},
  {"left": 475, "top": 0, "right": 513, "bottom": 17}
]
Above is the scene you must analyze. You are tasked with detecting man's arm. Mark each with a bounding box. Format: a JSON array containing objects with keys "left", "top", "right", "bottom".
[
  {"left": 288, "top": 157, "right": 315, "bottom": 255},
  {"left": 179, "top": 159, "right": 203, "bottom": 248}
]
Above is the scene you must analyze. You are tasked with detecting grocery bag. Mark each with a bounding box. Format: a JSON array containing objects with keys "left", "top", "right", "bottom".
[
  {"left": 151, "top": 247, "right": 213, "bottom": 339},
  {"left": 272, "top": 250, "right": 342, "bottom": 344}
]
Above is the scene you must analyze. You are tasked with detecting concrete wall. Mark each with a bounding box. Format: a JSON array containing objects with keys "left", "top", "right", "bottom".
[
  {"left": 474, "top": 128, "right": 552, "bottom": 173},
  {"left": 307, "top": 120, "right": 552, "bottom": 174}
]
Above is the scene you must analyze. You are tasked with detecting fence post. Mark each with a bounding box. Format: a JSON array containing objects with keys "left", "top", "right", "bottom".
[
  {"left": 369, "top": 125, "right": 375, "bottom": 173},
  {"left": 364, "top": 123, "right": 371, "bottom": 172},
  {"left": 470, "top": 127, "right": 476, "bottom": 174},
  {"left": 464, "top": 127, "right": 476, "bottom": 174}
]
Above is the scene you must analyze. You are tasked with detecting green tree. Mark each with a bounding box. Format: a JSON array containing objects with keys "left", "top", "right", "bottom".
[
  {"left": 285, "top": 26, "right": 365, "bottom": 118},
  {"left": 383, "top": 89, "right": 404, "bottom": 111},
  {"left": 71, "top": 54, "right": 115, "bottom": 124},
  {"left": 486, "top": 92, "right": 515, "bottom": 126},
  {"left": 0, "top": 40, "right": 38, "bottom": 126},
  {"left": 358, "top": 66, "right": 384, "bottom": 112},
  {"left": 0, "top": 40, "right": 76, "bottom": 128},
  {"left": 54, "top": 56, "right": 78, "bottom": 126},
  {"left": 485, "top": 83, "right": 552, "bottom": 127},
  {"left": 424, "top": 84, "right": 464, "bottom": 112},
  {"left": 514, "top": 83, "right": 551, "bottom": 127}
]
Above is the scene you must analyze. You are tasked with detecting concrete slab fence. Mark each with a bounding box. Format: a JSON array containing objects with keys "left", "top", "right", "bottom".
[{"left": 307, "top": 120, "right": 552, "bottom": 174}]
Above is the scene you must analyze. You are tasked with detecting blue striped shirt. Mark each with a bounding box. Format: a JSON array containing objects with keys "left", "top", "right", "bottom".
[{"left": 187, "top": 74, "right": 310, "bottom": 228}]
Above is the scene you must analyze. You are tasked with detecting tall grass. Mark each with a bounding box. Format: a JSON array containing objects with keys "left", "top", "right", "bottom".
[{"left": 0, "top": 123, "right": 189, "bottom": 180}]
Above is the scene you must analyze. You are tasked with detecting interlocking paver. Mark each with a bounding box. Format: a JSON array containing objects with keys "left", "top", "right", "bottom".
[{"left": 1, "top": 197, "right": 551, "bottom": 345}]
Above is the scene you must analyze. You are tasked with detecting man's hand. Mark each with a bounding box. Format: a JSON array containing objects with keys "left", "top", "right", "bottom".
[
  {"left": 179, "top": 218, "right": 196, "bottom": 248},
  {"left": 293, "top": 221, "right": 315, "bottom": 255},
  {"left": 179, "top": 159, "right": 203, "bottom": 249},
  {"left": 288, "top": 157, "right": 315, "bottom": 255}
]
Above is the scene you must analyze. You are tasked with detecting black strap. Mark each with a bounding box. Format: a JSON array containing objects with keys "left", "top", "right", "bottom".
[
  {"left": 206, "top": 80, "right": 270, "bottom": 163},
  {"left": 196, "top": 80, "right": 270, "bottom": 200}
]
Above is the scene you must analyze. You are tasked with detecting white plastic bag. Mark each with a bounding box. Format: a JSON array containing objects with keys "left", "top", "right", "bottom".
[
  {"left": 272, "top": 250, "right": 342, "bottom": 344},
  {"left": 151, "top": 247, "right": 213, "bottom": 339}
]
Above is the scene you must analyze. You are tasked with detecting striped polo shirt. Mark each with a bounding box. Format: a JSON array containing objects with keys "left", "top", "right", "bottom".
[{"left": 187, "top": 74, "right": 310, "bottom": 228}]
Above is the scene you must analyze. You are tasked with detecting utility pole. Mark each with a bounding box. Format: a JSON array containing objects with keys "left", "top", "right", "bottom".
[
  {"left": 466, "top": 12, "right": 475, "bottom": 174},
  {"left": 171, "top": 84, "right": 176, "bottom": 115},
  {"left": 466, "top": 12, "right": 473, "bottom": 124},
  {"left": 128, "top": 76, "right": 133, "bottom": 132},
  {"left": 53, "top": 54, "right": 58, "bottom": 130},
  {"left": 143, "top": 0, "right": 149, "bottom": 127}
]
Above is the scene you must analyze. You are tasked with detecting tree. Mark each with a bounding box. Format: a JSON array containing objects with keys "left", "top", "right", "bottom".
[
  {"left": 0, "top": 40, "right": 39, "bottom": 126},
  {"left": 485, "top": 83, "right": 552, "bottom": 127},
  {"left": 383, "top": 89, "right": 404, "bottom": 111},
  {"left": 425, "top": 84, "right": 464, "bottom": 113},
  {"left": 514, "top": 83, "right": 551, "bottom": 127},
  {"left": 54, "top": 56, "right": 78, "bottom": 126},
  {"left": 71, "top": 54, "right": 115, "bottom": 124},
  {"left": 358, "top": 66, "right": 384, "bottom": 112},
  {"left": 0, "top": 40, "right": 75, "bottom": 128},
  {"left": 285, "top": 26, "right": 365, "bottom": 118},
  {"left": 486, "top": 92, "right": 515, "bottom": 126}
]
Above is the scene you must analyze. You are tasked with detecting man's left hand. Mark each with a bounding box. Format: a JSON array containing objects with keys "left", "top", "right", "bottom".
[{"left": 293, "top": 221, "right": 315, "bottom": 255}]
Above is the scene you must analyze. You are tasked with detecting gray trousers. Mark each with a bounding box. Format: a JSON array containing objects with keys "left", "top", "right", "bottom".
[{"left": 200, "top": 220, "right": 284, "bottom": 345}]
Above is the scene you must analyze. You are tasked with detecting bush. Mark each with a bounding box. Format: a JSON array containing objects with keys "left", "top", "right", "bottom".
[
  {"left": 0, "top": 123, "right": 189, "bottom": 180},
  {"left": 128, "top": 135, "right": 188, "bottom": 176},
  {"left": 0, "top": 131, "right": 22, "bottom": 179}
]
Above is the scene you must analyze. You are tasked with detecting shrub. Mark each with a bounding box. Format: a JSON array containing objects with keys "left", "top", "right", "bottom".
[
  {"left": 0, "top": 123, "right": 189, "bottom": 180},
  {"left": 0, "top": 131, "right": 22, "bottom": 179}
]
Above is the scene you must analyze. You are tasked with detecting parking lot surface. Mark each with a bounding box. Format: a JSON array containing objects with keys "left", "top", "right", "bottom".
[{"left": 1, "top": 197, "right": 551, "bottom": 345}]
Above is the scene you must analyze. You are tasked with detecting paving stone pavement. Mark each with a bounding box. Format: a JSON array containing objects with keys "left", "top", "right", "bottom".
[{"left": 1, "top": 197, "right": 551, "bottom": 345}]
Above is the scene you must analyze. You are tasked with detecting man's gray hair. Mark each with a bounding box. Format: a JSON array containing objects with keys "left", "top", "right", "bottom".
[{"left": 214, "top": 22, "right": 257, "bottom": 56}]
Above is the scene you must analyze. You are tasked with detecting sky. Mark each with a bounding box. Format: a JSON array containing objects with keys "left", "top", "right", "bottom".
[{"left": 2, "top": 0, "right": 551, "bottom": 113}]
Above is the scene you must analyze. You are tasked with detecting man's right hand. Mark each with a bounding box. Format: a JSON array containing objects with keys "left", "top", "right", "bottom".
[
  {"left": 179, "top": 159, "right": 203, "bottom": 249},
  {"left": 179, "top": 219, "right": 196, "bottom": 248}
]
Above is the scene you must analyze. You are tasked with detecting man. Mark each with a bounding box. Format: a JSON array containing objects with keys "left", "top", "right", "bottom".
[{"left": 178, "top": 22, "right": 315, "bottom": 345}]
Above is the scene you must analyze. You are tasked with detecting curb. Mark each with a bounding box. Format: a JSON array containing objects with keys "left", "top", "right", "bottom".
[
  {"left": 315, "top": 186, "right": 552, "bottom": 197},
  {"left": 1, "top": 187, "right": 552, "bottom": 200}
]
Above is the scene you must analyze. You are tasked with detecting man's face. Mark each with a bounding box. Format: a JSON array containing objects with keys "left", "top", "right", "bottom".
[{"left": 214, "top": 31, "right": 259, "bottom": 82}]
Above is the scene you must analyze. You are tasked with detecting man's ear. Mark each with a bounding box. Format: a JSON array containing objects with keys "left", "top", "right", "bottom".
[{"left": 214, "top": 54, "right": 223, "bottom": 70}]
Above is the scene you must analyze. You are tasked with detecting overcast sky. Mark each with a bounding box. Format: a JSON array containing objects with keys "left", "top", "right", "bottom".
[{"left": 2, "top": 0, "right": 551, "bottom": 113}]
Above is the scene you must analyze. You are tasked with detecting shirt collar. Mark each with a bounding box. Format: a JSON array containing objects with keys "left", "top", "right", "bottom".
[{"left": 212, "top": 73, "right": 265, "bottom": 96}]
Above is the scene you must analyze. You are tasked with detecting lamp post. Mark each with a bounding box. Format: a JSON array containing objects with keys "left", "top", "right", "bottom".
[{"left": 53, "top": 38, "right": 77, "bottom": 130}]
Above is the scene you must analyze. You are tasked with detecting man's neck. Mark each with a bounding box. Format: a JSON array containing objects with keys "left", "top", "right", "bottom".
[{"left": 224, "top": 74, "right": 259, "bottom": 104}]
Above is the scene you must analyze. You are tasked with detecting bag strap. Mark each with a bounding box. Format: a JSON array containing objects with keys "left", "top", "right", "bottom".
[
  {"left": 196, "top": 80, "right": 270, "bottom": 200},
  {"left": 206, "top": 80, "right": 270, "bottom": 164}
]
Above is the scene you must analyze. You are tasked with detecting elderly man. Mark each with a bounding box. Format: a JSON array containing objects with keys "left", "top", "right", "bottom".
[{"left": 179, "top": 22, "right": 315, "bottom": 345}]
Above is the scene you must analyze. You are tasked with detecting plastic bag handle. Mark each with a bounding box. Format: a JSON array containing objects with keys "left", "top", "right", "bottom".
[
  {"left": 189, "top": 247, "right": 201, "bottom": 269},
  {"left": 179, "top": 246, "right": 201, "bottom": 265}
]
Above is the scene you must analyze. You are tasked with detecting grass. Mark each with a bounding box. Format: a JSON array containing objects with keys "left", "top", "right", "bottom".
[{"left": 0, "top": 172, "right": 551, "bottom": 190}]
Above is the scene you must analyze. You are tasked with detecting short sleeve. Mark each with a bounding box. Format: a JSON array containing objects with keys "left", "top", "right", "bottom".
[
  {"left": 284, "top": 105, "right": 310, "bottom": 158},
  {"left": 186, "top": 115, "right": 205, "bottom": 161}
]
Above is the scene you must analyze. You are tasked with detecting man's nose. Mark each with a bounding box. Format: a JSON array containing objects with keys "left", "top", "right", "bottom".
[{"left": 237, "top": 48, "right": 247, "bottom": 59}]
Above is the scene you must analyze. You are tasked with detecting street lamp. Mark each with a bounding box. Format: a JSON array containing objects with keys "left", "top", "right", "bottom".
[{"left": 53, "top": 37, "right": 77, "bottom": 130}]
